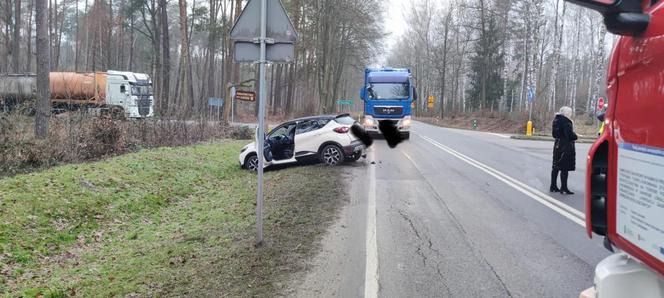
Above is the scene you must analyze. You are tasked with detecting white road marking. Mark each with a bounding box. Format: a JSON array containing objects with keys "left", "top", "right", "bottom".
[
  {"left": 402, "top": 151, "right": 421, "bottom": 171},
  {"left": 417, "top": 133, "right": 586, "bottom": 227},
  {"left": 364, "top": 148, "right": 379, "bottom": 298},
  {"left": 487, "top": 132, "right": 511, "bottom": 138}
]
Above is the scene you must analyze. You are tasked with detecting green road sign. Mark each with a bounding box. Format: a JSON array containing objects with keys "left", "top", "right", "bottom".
[{"left": 337, "top": 99, "right": 354, "bottom": 105}]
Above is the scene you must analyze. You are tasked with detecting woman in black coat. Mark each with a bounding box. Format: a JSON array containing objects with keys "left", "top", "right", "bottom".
[{"left": 550, "top": 106, "right": 578, "bottom": 195}]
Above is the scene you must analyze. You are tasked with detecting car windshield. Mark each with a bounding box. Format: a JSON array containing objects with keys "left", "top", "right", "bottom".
[
  {"left": 269, "top": 123, "right": 295, "bottom": 138},
  {"left": 131, "top": 84, "right": 153, "bottom": 96},
  {"left": 368, "top": 83, "right": 409, "bottom": 100}
]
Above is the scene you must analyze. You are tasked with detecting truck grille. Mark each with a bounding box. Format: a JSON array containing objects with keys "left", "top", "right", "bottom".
[
  {"left": 137, "top": 96, "right": 152, "bottom": 117},
  {"left": 373, "top": 106, "right": 403, "bottom": 116}
]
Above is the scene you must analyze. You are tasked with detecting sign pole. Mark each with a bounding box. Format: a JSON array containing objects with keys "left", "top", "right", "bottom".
[
  {"left": 255, "top": 0, "right": 267, "bottom": 247},
  {"left": 230, "top": 86, "right": 235, "bottom": 124},
  {"left": 527, "top": 87, "right": 534, "bottom": 136},
  {"left": 230, "top": 0, "right": 298, "bottom": 248},
  {"left": 230, "top": 86, "right": 237, "bottom": 123},
  {"left": 529, "top": 102, "right": 533, "bottom": 122}
]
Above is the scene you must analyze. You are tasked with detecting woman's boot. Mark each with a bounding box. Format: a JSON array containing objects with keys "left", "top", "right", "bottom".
[
  {"left": 560, "top": 171, "right": 574, "bottom": 195},
  {"left": 550, "top": 169, "right": 560, "bottom": 192}
]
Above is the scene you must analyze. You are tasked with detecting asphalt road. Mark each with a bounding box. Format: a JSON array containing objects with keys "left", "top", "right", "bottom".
[{"left": 290, "top": 121, "right": 611, "bottom": 298}]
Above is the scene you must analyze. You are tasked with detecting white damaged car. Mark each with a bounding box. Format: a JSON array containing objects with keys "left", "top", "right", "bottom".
[{"left": 239, "top": 114, "right": 366, "bottom": 170}]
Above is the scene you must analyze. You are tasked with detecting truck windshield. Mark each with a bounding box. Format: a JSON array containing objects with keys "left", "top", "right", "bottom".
[
  {"left": 131, "top": 85, "right": 153, "bottom": 96},
  {"left": 368, "top": 83, "right": 409, "bottom": 100}
]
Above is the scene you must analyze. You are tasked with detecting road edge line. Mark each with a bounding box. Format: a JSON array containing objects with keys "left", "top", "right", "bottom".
[
  {"left": 428, "top": 135, "right": 585, "bottom": 219},
  {"left": 417, "top": 134, "right": 586, "bottom": 227},
  {"left": 364, "top": 148, "right": 379, "bottom": 298}
]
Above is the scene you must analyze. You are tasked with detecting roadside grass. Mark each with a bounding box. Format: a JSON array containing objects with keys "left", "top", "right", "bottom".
[{"left": 0, "top": 141, "right": 347, "bottom": 297}]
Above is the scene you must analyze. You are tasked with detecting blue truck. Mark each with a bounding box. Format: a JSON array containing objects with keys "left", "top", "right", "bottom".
[{"left": 360, "top": 67, "right": 418, "bottom": 139}]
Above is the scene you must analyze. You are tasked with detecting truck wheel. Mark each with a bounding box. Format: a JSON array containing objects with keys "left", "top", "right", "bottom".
[
  {"left": 321, "top": 144, "right": 344, "bottom": 166},
  {"left": 111, "top": 107, "right": 126, "bottom": 120}
]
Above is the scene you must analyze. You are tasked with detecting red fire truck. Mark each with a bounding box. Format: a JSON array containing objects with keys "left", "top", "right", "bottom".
[{"left": 566, "top": 0, "right": 664, "bottom": 297}]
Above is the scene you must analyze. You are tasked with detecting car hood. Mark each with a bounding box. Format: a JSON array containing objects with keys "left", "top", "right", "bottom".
[{"left": 242, "top": 142, "right": 256, "bottom": 153}]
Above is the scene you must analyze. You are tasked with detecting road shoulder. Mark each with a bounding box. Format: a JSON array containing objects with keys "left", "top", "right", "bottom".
[{"left": 284, "top": 161, "right": 370, "bottom": 298}]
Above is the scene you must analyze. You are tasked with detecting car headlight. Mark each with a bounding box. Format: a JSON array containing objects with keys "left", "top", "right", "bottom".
[
  {"left": 364, "top": 116, "right": 375, "bottom": 126},
  {"left": 402, "top": 116, "right": 412, "bottom": 127}
]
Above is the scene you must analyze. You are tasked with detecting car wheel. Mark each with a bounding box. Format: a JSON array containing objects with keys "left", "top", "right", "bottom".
[
  {"left": 245, "top": 154, "right": 259, "bottom": 171},
  {"left": 321, "top": 144, "right": 343, "bottom": 166}
]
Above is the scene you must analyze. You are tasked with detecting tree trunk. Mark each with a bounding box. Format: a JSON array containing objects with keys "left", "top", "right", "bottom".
[
  {"left": 118, "top": 0, "right": 125, "bottom": 69},
  {"left": 54, "top": 0, "right": 65, "bottom": 70},
  {"left": 35, "top": 0, "right": 50, "bottom": 139},
  {"left": 127, "top": 12, "right": 134, "bottom": 69},
  {"left": 13, "top": 0, "right": 21, "bottom": 72},
  {"left": 159, "top": 0, "right": 170, "bottom": 113},
  {"left": 74, "top": 0, "right": 79, "bottom": 71},
  {"left": 4, "top": 0, "right": 11, "bottom": 72},
  {"left": 440, "top": 8, "right": 451, "bottom": 119},
  {"left": 48, "top": 0, "right": 52, "bottom": 67},
  {"left": 204, "top": 0, "right": 219, "bottom": 100},
  {"left": 26, "top": 0, "right": 33, "bottom": 71},
  {"left": 178, "top": 0, "right": 195, "bottom": 117},
  {"left": 107, "top": 0, "right": 113, "bottom": 68},
  {"left": 84, "top": 0, "right": 90, "bottom": 70}
]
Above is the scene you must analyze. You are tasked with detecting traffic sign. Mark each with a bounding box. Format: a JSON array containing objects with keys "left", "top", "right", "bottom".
[
  {"left": 527, "top": 86, "right": 535, "bottom": 102},
  {"left": 337, "top": 99, "right": 353, "bottom": 105},
  {"left": 598, "top": 97, "right": 605, "bottom": 110},
  {"left": 207, "top": 98, "right": 224, "bottom": 107},
  {"left": 235, "top": 90, "right": 256, "bottom": 102},
  {"left": 427, "top": 95, "right": 435, "bottom": 109},
  {"left": 230, "top": 0, "right": 298, "bottom": 62}
]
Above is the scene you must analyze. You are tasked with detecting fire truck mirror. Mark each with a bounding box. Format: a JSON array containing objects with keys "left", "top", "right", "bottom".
[{"left": 565, "top": 0, "right": 649, "bottom": 36}]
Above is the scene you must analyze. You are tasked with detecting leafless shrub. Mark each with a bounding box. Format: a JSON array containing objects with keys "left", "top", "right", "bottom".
[{"left": 1, "top": 111, "right": 250, "bottom": 177}]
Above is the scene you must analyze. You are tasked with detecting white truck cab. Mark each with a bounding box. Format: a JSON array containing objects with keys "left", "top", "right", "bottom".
[{"left": 107, "top": 70, "right": 154, "bottom": 118}]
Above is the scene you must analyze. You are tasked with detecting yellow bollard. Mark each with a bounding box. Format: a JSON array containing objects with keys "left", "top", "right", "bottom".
[{"left": 526, "top": 121, "right": 533, "bottom": 137}]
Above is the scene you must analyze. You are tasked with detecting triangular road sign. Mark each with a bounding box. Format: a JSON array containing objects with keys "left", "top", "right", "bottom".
[{"left": 230, "top": 0, "right": 298, "bottom": 43}]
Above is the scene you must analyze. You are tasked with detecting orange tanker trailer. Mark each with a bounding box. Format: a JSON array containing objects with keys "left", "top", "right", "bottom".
[{"left": 49, "top": 72, "right": 107, "bottom": 103}]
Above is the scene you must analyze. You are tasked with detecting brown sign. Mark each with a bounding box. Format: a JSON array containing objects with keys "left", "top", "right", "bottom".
[{"left": 235, "top": 90, "right": 256, "bottom": 102}]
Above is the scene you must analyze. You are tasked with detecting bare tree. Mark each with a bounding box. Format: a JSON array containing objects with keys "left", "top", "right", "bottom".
[
  {"left": 35, "top": 0, "right": 50, "bottom": 139},
  {"left": 12, "top": 0, "right": 21, "bottom": 72},
  {"left": 177, "top": 0, "right": 194, "bottom": 116},
  {"left": 159, "top": 0, "right": 170, "bottom": 112}
]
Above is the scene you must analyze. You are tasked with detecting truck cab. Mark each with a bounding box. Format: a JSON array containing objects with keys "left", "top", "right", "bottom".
[
  {"left": 107, "top": 70, "right": 154, "bottom": 118},
  {"left": 360, "top": 67, "right": 417, "bottom": 139},
  {"left": 565, "top": 0, "right": 664, "bottom": 297}
]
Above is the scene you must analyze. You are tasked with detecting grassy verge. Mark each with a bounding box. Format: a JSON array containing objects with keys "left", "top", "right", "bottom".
[{"left": 0, "top": 141, "right": 347, "bottom": 297}]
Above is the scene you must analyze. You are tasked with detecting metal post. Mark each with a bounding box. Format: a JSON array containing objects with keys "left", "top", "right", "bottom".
[
  {"left": 529, "top": 101, "right": 533, "bottom": 122},
  {"left": 231, "top": 87, "right": 235, "bottom": 124},
  {"left": 256, "top": 0, "right": 267, "bottom": 247},
  {"left": 527, "top": 101, "right": 534, "bottom": 136}
]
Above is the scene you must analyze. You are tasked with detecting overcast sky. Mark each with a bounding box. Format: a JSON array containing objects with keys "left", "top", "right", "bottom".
[
  {"left": 384, "top": 0, "right": 409, "bottom": 49},
  {"left": 376, "top": 0, "right": 408, "bottom": 65},
  {"left": 380, "top": 0, "right": 448, "bottom": 65}
]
